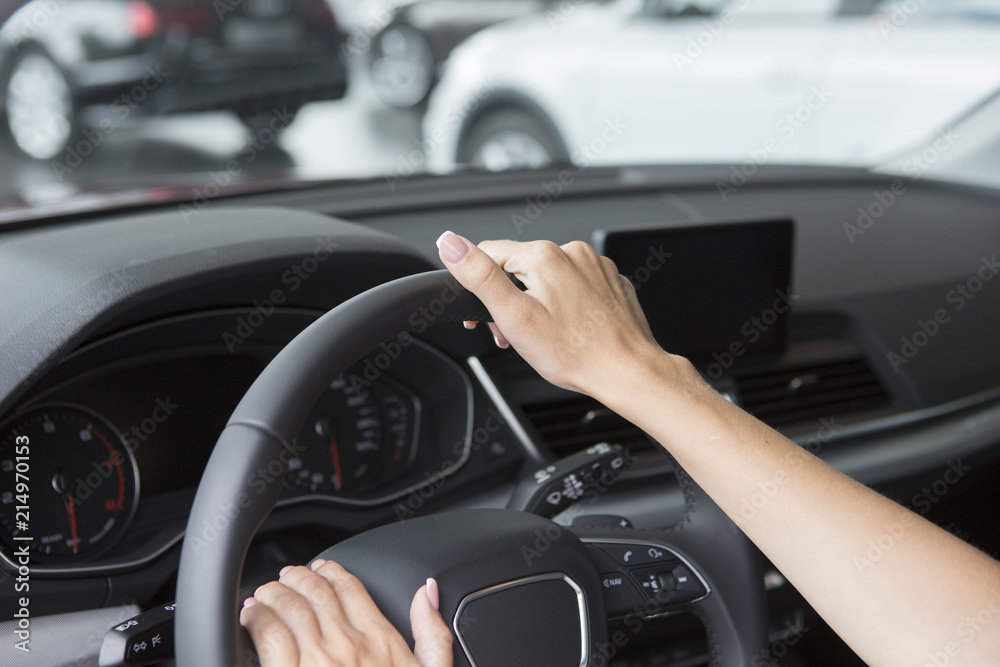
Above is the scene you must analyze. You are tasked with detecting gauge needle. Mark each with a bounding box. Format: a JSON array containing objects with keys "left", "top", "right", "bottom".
[
  {"left": 329, "top": 435, "right": 344, "bottom": 492},
  {"left": 64, "top": 491, "right": 80, "bottom": 554}
]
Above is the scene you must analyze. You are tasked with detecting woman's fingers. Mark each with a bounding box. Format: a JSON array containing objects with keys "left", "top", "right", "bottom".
[
  {"left": 438, "top": 233, "right": 660, "bottom": 395},
  {"left": 436, "top": 232, "right": 535, "bottom": 321},
  {"left": 410, "top": 579, "right": 453, "bottom": 667},
  {"left": 487, "top": 322, "right": 509, "bottom": 348},
  {"left": 273, "top": 564, "right": 359, "bottom": 641},
  {"left": 239, "top": 597, "right": 301, "bottom": 667},
  {"left": 308, "top": 560, "right": 399, "bottom": 635},
  {"left": 242, "top": 562, "right": 452, "bottom": 667},
  {"left": 250, "top": 580, "right": 325, "bottom": 647}
]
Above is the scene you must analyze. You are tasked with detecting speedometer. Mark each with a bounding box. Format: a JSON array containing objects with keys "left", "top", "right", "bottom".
[
  {"left": 285, "top": 373, "right": 419, "bottom": 497},
  {"left": 0, "top": 404, "right": 139, "bottom": 562}
]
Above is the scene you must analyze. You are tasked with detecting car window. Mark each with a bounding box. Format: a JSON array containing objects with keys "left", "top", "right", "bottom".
[
  {"left": 737, "top": 0, "right": 841, "bottom": 17},
  {"left": 0, "top": 0, "right": 999, "bottom": 214},
  {"left": 872, "top": 0, "right": 1000, "bottom": 18}
]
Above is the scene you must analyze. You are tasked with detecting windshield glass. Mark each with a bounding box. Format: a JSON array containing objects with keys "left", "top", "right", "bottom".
[{"left": 1, "top": 0, "right": 998, "bottom": 212}]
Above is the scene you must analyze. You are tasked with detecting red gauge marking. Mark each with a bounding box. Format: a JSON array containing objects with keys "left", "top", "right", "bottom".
[
  {"left": 90, "top": 426, "right": 126, "bottom": 509},
  {"left": 329, "top": 435, "right": 343, "bottom": 492},
  {"left": 65, "top": 491, "right": 80, "bottom": 554}
]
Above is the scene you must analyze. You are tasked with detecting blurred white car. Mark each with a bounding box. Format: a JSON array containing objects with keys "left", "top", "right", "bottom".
[{"left": 423, "top": 0, "right": 1000, "bottom": 172}]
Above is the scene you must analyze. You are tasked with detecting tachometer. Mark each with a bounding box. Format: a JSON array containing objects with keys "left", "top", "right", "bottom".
[
  {"left": 285, "top": 374, "right": 419, "bottom": 497},
  {"left": 0, "top": 404, "right": 139, "bottom": 562}
]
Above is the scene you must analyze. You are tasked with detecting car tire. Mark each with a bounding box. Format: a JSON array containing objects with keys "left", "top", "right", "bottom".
[
  {"left": 3, "top": 50, "right": 76, "bottom": 161},
  {"left": 237, "top": 106, "right": 298, "bottom": 141},
  {"left": 368, "top": 24, "right": 435, "bottom": 108},
  {"left": 458, "top": 107, "right": 565, "bottom": 172}
]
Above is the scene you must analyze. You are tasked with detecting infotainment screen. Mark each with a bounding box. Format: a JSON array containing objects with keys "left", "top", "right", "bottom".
[{"left": 593, "top": 219, "right": 795, "bottom": 363}]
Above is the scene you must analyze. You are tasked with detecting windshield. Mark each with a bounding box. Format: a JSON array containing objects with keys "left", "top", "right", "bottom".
[{"left": 1, "top": 0, "right": 998, "bottom": 213}]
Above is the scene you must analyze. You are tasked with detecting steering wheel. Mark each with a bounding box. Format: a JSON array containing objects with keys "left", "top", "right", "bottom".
[{"left": 175, "top": 270, "right": 768, "bottom": 667}]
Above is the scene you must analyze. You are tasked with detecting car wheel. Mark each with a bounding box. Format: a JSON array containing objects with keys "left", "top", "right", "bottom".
[
  {"left": 369, "top": 24, "right": 435, "bottom": 108},
  {"left": 237, "top": 107, "right": 298, "bottom": 140},
  {"left": 4, "top": 51, "right": 75, "bottom": 161},
  {"left": 459, "top": 107, "right": 564, "bottom": 172}
]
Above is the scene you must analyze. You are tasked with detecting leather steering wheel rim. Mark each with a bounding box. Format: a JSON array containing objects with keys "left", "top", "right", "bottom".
[{"left": 175, "top": 269, "right": 768, "bottom": 667}]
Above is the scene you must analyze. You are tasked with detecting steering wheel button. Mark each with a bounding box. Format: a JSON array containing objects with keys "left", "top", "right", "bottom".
[
  {"left": 598, "top": 571, "right": 645, "bottom": 618},
  {"left": 670, "top": 564, "right": 707, "bottom": 603},
  {"left": 599, "top": 542, "right": 676, "bottom": 566},
  {"left": 629, "top": 564, "right": 707, "bottom": 607}
]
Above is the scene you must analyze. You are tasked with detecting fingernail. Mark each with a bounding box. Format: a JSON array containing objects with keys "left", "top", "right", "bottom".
[
  {"left": 244, "top": 597, "right": 258, "bottom": 608},
  {"left": 493, "top": 334, "right": 509, "bottom": 349},
  {"left": 426, "top": 577, "right": 440, "bottom": 611},
  {"left": 310, "top": 558, "right": 326, "bottom": 571},
  {"left": 279, "top": 565, "right": 294, "bottom": 577},
  {"left": 436, "top": 231, "right": 470, "bottom": 263}
]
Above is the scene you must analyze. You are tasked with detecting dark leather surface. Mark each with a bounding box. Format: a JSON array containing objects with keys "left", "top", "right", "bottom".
[{"left": 0, "top": 206, "right": 429, "bottom": 416}]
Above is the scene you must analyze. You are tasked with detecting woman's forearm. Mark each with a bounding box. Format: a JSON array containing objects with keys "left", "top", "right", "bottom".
[
  {"left": 595, "top": 347, "right": 1000, "bottom": 667},
  {"left": 433, "top": 233, "right": 1000, "bottom": 666}
]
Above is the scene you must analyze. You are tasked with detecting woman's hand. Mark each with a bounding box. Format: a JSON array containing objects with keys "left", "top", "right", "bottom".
[
  {"left": 240, "top": 559, "right": 453, "bottom": 667},
  {"left": 436, "top": 232, "right": 675, "bottom": 399}
]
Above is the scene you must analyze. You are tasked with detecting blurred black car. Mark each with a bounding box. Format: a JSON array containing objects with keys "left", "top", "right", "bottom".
[
  {"left": 364, "top": 0, "right": 581, "bottom": 108},
  {"left": 0, "top": 0, "right": 348, "bottom": 160}
]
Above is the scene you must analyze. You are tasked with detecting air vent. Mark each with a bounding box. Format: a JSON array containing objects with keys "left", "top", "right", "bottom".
[
  {"left": 733, "top": 356, "right": 892, "bottom": 431},
  {"left": 521, "top": 396, "right": 654, "bottom": 459},
  {"left": 518, "top": 356, "right": 892, "bottom": 457}
]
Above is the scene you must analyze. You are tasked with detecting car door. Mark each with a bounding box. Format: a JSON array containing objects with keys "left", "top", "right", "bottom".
[
  {"left": 812, "top": 1, "right": 1000, "bottom": 166},
  {"left": 592, "top": 0, "right": 843, "bottom": 167}
]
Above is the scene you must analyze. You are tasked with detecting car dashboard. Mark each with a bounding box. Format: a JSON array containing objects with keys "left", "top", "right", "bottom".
[{"left": 1, "top": 165, "right": 999, "bottom": 666}]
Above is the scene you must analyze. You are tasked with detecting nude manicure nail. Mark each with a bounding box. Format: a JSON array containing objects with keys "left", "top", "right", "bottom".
[{"left": 426, "top": 577, "right": 440, "bottom": 611}]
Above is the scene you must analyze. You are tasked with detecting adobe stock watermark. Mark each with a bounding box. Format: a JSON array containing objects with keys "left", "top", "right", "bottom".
[
  {"left": 394, "top": 408, "right": 507, "bottom": 521},
  {"left": 554, "top": 244, "right": 671, "bottom": 352},
  {"left": 717, "top": 85, "right": 835, "bottom": 201},
  {"left": 338, "top": 0, "right": 403, "bottom": 61},
  {"left": 3, "top": 0, "right": 71, "bottom": 51},
  {"left": 844, "top": 127, "right": 960, "bottom": 243},
  {"left": 384, "top": 75, "right": 499, "bottom": 192},
  {"left": 673, "top": 0, "right": 751, "bottom": 72},
  {"left": 520, "top": 450, "right": 639, "bottom": 567},
  {"left": 511, "top": 116, "right": 628, "bottom": 235},
  {"left": 922, "top": 588, "right": 1000, "bottom": 667},
  {"left": 703, "top": 288, "right": 799, "bottom": 380},
  {"left": 179, "top": 106, "right": 296, "bottom": 221},
  {"left": 874, "top": 0, "right": 929, "bottom": 38},
  {"left": 222, "top": 235, "right": 341, "bottom": 352},
  {"left": 51, "top": 66, "right": 170, "bottom": 180},
  {"left": 546, "top": 0, "right": 588, "bottom": 28},
  {"left": 854, "top": 458, "right": 970, "bottom": 574},
  {"left": 750, "top": 618, "right": 811, "bottom": 667},
  {"left": 737, "top": 416, "right": 844, "bottom": 523},
  {"left": 886, "top": 254, "right": 998, "bottom": 372},
  {"left": 187, "top": 439, "right": 306, "bottom": 555},
  {"left": 69, "top": 397, "right": 180, "bottom": 507}
]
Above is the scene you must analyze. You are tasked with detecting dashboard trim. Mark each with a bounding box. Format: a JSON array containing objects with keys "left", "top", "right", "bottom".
[{"left": 452, "top": 571, "right": 590, "bottom": 667}]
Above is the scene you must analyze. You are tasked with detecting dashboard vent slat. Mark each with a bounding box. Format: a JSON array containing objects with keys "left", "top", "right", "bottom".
[
  {"left": 516, "top": 355, "right": 892, "bottom": 457},
  {"left": 521, "top": 396, "right": 654, "bottom": 459},
  {"left": 734, "top": 356, "right": 892, "bottom": 431}
]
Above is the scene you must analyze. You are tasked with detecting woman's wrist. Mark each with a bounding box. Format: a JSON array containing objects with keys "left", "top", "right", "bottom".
[{"left": 586, "top": 344, "right": 708, "bottom": 420}]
